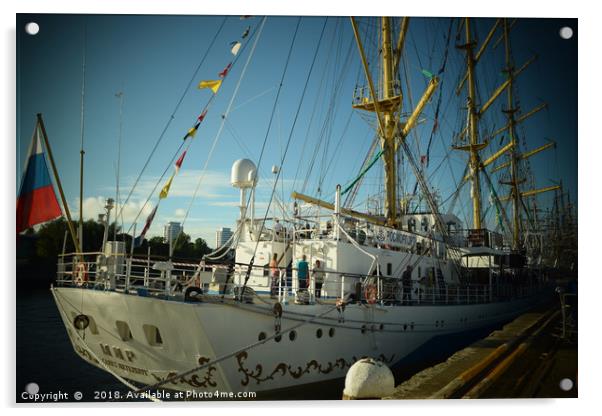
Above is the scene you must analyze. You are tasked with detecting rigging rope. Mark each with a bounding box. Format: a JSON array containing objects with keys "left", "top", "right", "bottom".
[
  {"left": 239, "top": 17, "right": 328, "bottom": 299},
  {"left": 173, "top": 17, "right": 267, "bottom": 247},
  {"left": 116, "top": 16, "right": 228, "bottom": 222}
]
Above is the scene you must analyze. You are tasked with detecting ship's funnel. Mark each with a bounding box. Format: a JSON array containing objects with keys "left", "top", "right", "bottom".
[{"left": 231, "top": 159, "right": 257, "bottom": 189}]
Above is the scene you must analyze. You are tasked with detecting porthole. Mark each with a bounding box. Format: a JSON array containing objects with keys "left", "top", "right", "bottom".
[
  {"left": 316, "top": 328, "right": 323, "bottom": 338},
  {"left": 142, "top": 324, "right": 163, "bottom": 346},
  {"left": 115, "top": 320, "right": 133, "bottom": 341},
  {"left": 328, "top": 328, "right": 335, "bottom": 337},
  {"left": 289, "top": 331, "right": 297, "bottom": 341},
  {"left": 70, "top": 312, "right": 98, "bottom": 334},
  {"left": 275, "top": 334, "right": 282, "bottom": 343},
  {"left": 258, "top": 332, "right": 267, "bottom": 341}
]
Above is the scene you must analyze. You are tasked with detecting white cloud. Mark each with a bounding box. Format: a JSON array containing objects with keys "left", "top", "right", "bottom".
[
  {"left": 104, "top": 169, "right": 235, "bottom": 201},
  {"left": 207, "top": 201, "right": 239, "bottom": 207},
  {"left": 104, "top": 169, "right": 299, "bottom": 203},
  {"left": 72, "top": 196, "right": 154, "bottom": 225}
]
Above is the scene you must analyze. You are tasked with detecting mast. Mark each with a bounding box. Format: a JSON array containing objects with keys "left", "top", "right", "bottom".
[
  {"left": 349, "top": 17, "right": 439, "bottom": 228},
  {"left": 502, "top": 18, "right": 523, "bottom": 250},
  {"left": 350, "top": 17, "right": 402, "bottom": 228},
  {"left": 114, "top": 91, "right": 124, "bottom": 242},
  {"left": 495, "top": 19, "right": 561, "bottom": 250},
  {"left": 78, "top": 25, "right": 87, "bottom": 249},
  {"left": 462, "top": 17, "right": 484, "bottom": 230},
  {"left": 381, "top": 17, "right": 398, "bottom": 227}
]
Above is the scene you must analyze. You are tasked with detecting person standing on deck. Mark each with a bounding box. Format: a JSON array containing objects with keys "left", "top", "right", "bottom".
[
  {"left": 269, "top": 253, "right": 280, "bottom": 298},
  {"left": 312, "top": 259, "right": 325, "bottom": 298},
  {"left": 297, "top": 255, "right": 309, "bottom": 291}
]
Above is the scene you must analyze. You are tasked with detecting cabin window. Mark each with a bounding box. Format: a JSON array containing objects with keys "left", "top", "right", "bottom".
[
  {"left": 143, "top": 324, "right": 163, "bottom": 346},
  {"left": 115, "top": 321, "right": 133, "bottom": 342},
  {"left": 263, "top": 263, "right": 269, "bottom": 277},
  {"left": 422, "top": 217, "right": 429, "bottom": 232},
  {"left": 407, "top": 218, "right": 416, "bottom": 232},
  {"left": 387, "top": 263, "right": 392, "bottom": 276}
]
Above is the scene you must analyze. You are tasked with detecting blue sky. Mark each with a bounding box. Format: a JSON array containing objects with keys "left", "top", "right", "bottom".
[{"left": 16, "top": 14, "right": 577, "bottom": 246}]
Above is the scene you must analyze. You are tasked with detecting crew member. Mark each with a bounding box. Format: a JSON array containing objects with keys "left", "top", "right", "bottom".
[
  {"left": 297, "top": 255, "right": 309, "bottom": 292},
  {"left": 312, "top": 259, "right": 325, "bottom": 298}
]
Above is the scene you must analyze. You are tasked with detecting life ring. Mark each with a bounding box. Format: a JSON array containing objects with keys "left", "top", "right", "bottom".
[
  {"left": 364, "top": 284, "right": 377, "bottom": 304},
  {"left": 74, "top": 262, "right": 88, "bottom": 286}
]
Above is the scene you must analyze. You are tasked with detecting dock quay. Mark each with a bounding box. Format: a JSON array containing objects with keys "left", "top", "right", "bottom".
[{"left": 384, "top": 299, "right": 577, "bottom": 399}]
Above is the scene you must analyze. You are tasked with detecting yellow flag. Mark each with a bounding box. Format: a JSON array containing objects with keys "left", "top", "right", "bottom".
[
  {"left": 187, "top": 126, "right": 197, "bottom": 138},
  {"left": 160, "top": 174, "right": 175, "bottom": 199},
  {"left": 198, "top": 79, "right": 223, "bottom": 94}
]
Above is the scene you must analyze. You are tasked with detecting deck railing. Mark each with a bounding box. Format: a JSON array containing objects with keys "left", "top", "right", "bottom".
[{"left": 56, "top": 252, "right": 545, "bottom": 306}]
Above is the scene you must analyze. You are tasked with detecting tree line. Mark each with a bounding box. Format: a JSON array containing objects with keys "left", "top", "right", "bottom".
[{"left": 20, "top": 218, "right": 213, "bottom": 264}]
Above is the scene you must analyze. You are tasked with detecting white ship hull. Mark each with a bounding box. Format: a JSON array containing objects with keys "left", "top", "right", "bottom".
[{"left": 52, "top": 286, "right": 541, "bottom": 396}]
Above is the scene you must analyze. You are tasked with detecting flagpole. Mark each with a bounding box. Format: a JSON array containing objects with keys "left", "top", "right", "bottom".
[
  {"left": 37, "top": 114, "right": 82, "bottom": 253},
  {"left": 114, "top": 90, "right": 124, "bottom": 242},
  {"left": 78, "top": 24, "right": 87, "bottom": 249}
]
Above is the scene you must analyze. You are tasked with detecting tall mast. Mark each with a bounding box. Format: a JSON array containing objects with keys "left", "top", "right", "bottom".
[
  {"left": 380, "top": 17, "right": 398, "bottom": 227},
  {"left": 463, "top": 17, "right": 484, "bottom": 230},
  {"left": 502, "top": 18, "right": 523, "bottom": 250},
  {"left": 349, "top": 17, "right": 440, "bottom": 228}
]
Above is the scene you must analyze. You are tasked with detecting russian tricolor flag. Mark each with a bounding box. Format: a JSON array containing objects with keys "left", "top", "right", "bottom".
[{"left": 16, "top": 122, "right": 62, "bottom": 233}]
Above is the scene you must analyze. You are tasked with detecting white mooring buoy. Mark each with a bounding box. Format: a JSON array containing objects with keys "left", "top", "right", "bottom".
[{"left": 342, "top": 358, "right": 395, "bottom": 399}]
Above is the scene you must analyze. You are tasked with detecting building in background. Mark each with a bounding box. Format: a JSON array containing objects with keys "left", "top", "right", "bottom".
[
  {"left": 164, "top": 222, "right": 183, "bottom": 244},
  {"left": 215, "top": 227, "right": 233, "bottom": 248}
]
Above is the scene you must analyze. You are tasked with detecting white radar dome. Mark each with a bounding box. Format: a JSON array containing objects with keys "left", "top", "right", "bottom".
[{"left": 231, "top": 159, "right": 257, "bottom": 188}]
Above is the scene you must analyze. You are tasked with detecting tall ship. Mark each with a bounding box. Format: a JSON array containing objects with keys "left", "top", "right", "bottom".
[{"left": 22, "top": 16, "right": 569, "bottom": 397}]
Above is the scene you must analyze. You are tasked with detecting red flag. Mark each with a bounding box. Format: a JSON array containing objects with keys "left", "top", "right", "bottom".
[
  {"left": 175, "top": 151, "right": 187, "bottom": 171},
  {"left": 134, "top": 205, "right": 158, "bottom": 247},
  {"left": 197, "top": 109, "right": 208, "bottom": 122},
  {"left": 219, "top": 62, "right": 232, "bottom": 78}
]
